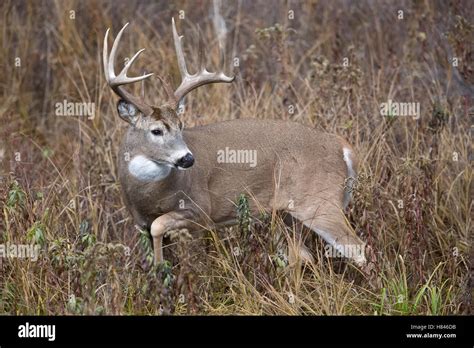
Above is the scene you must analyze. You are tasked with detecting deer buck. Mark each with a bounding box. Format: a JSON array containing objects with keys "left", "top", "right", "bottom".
[{"left": 103, "top": 19, "right": 367, "bottom": 268}]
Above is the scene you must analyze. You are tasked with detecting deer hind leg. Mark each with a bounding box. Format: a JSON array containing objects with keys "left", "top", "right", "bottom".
[
  {"left": 289, "top": 206, "right": 366, "bottom": 267},
  {"left": 150, "top": 211, "right": 197, "bottom": 265},
  {"left": 282, "top": 214, "right": 314, "bottom": 265}
]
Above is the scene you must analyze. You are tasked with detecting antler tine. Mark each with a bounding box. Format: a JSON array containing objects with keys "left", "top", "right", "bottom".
[
  {"left": 171, "top": 18, "right": 234, "bottom": 109},
  {"left": 172, "top": 18, "right": 189, "bottom": 79},
  {"left": 107, "top": 23, "right": 128, "bottom": 81},
  {"left": 103, "top": 23, "right": 154, "bottom": 116},
  {"left": 103, "top": 28, "right": 111, "bottom": 82}
]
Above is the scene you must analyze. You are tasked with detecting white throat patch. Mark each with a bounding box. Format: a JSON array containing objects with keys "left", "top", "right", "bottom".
[{"left": 128, "top": 155, "right": 171, "bottom": 181}]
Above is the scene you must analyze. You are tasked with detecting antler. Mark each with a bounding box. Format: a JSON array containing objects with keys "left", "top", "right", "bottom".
[
  {"left": 171, "top": 17, "right": 234, "bottom": 108},
  {"left": 103, "top": 23, "right": 154, "bottom": 116}
]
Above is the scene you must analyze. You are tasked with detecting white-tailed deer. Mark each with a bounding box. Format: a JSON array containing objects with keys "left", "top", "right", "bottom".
[{"left": 103, "top": 19, "right": 367, "bottom": 268}]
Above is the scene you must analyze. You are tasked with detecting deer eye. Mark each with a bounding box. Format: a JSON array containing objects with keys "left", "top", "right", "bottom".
[{"left": 151, "top": 129, "right": 163, "bottom": 136}]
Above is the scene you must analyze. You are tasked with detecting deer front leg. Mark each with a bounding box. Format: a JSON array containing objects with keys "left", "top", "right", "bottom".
[{"left": 150, "top": 211, "right": 196, "bottom": 265}]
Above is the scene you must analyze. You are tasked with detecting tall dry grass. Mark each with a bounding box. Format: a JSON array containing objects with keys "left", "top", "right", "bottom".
[{"left": 0, "top": 0, "right": 472, "bottom": 314}]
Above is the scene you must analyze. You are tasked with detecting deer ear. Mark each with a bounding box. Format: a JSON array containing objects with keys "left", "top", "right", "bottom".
[{"left": 117, "top": 100, "right": 141, "bottom": 125}]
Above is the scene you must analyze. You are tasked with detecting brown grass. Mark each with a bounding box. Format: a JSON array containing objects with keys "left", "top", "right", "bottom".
[{"left": 0, "top": 0, "right": 472, "bottom": 315}]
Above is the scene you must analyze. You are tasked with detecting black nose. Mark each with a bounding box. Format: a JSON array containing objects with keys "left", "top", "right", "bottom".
[{"left": 176, "top": 153, "right": 194, "bottom": 168}]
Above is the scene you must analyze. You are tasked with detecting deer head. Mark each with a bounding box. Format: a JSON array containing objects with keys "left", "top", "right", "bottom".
[{"left": 103, "top": 19, "right": 234, "bottom": 170}]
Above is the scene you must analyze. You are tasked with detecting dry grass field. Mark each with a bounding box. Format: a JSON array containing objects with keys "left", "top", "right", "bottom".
[{"left": 0, "top": 0, "right": 472, "bottom": 315}]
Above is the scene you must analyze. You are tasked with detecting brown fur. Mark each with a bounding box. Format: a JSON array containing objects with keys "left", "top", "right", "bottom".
[{"left": 118, "top": 117, "right": 366, "bottom": 265}]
